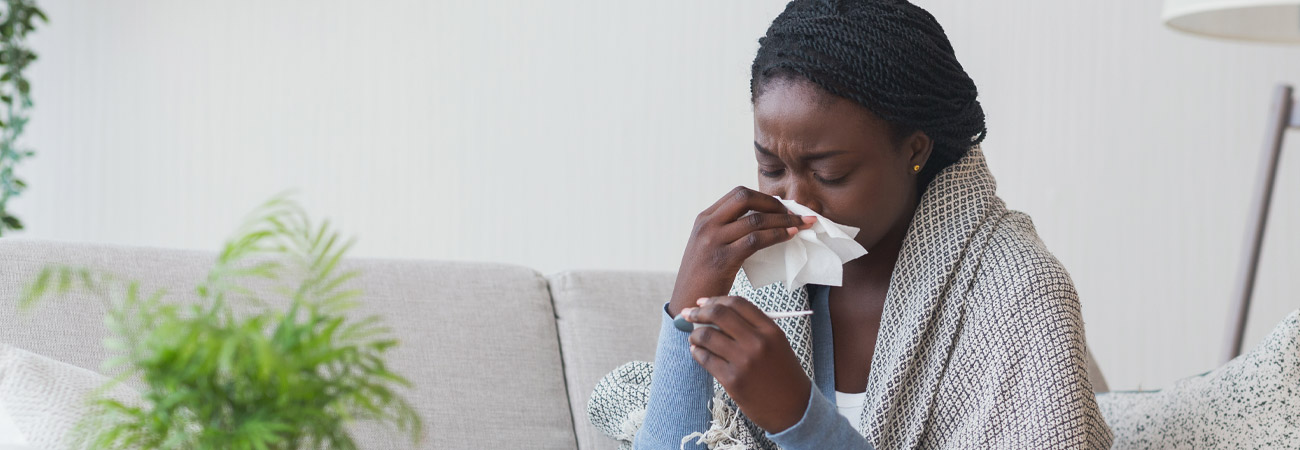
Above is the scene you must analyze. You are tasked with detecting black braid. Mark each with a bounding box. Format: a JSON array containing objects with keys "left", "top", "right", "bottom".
[{"left": 751, "top": 0, "right": 986, "bottom": 194}]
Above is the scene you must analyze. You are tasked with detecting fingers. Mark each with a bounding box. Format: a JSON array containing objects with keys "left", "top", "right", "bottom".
[
  {"left": 684, "top": 297, "right": 752, "bottom": 369},
  {"left": 717, "top": 212, "right": 816, "bottom": 246},
  {"left": 689, "top": 343, "right": 731, "bottom": 379},
  {"left": 692, "top": 187, "right": 815, "bottom": 264},
  {"left": 714, "top": 186, "right": 789, "bottom": 222},
  {"left": 684, "top": 296, "right": 760, "bottom": 337},
  {"left": 696, "top": 295, "right": 778, "bottom": 335},
  {"left": 700, "top": 186, "right": 785, "bottom": 221},
  {"left": 688, "top": 324, "right": 737, "bottom": 368},
  {"left": 685, "top": 296, "right": 774, "bottom": 361},
  {"left": 724, "top": 226, "right": 800, "bottom": 261},
  {"left": 687, "top": 296, "right": 782, "bottom": 382}
]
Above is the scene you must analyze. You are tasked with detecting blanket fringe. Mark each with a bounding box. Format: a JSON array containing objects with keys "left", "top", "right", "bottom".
[
  {"left": 616, "top": 407, "right": 647, "bottom": 442},
  {"left": 680, "top": 390, "right": 749, "bottom": 450}
]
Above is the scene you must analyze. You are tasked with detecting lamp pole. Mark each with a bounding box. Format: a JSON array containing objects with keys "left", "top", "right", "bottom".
[
  {"left": 1162, "top": 0, "right": 1300, "bottom": 362},
  {"left": 1224, "top": 84, "right": 1300, "bottom": 363}
]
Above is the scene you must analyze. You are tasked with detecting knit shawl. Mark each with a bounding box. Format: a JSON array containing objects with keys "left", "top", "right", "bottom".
[{"left": 589, "top": 146, "right": 1114, "bottom": 449}]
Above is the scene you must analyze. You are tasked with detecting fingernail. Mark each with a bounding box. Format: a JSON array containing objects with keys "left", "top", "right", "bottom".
[
  {"left": 787, "top": 226, "right": 798, "bottom": 235},
  {"left": 802, "top": 216, "right": 817, "bottom": 224},
  {"left": 696, "top": 297, "right": 708, "bottom": 306},
  {"left": 681, "top": 307, "right": 695, "bottom": 318},
  {"left": 689, "top": 345, "right": 696, "bottom": 354}
]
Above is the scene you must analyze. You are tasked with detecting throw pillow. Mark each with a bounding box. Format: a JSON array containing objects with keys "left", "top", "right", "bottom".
[{"left": 1097, "top": 310, "right": 1300, "bottom": 449}]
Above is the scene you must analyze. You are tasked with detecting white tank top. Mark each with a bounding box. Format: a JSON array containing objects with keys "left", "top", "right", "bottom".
[{"left": 834, "top": 390, "right": 867, "bottom": 436}]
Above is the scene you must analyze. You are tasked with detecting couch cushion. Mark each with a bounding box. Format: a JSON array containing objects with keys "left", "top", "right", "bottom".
[
  {"left": 0, "top": 239, "right": 577, "bottom": 449},
  {"left": 548, "top": 270, "right": 675, "bottom": 450}
]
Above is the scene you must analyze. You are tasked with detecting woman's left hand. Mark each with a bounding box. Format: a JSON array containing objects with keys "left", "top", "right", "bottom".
[{"left": 682, "top": 295, "right": 812, "bottom": 434}]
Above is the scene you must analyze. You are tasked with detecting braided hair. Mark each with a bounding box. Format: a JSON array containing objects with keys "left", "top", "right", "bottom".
[{"left": 751, "top": 0, "right": 986, "bottom": 194}]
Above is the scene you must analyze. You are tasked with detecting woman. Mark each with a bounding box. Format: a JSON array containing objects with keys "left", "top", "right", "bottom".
[{"left": 589, "top": 0, "right": 1111, "bottom": 448}]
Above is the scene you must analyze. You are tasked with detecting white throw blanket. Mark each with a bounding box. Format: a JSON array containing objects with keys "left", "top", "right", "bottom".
[
  {"left": 589, "top": 146, "right": 1113, "bottom": 449},
  {"left": 0, "top": 343, "right": 141, "bottom": 450}
]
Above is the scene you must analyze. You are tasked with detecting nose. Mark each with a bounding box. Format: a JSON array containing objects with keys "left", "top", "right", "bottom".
[{"left": 783, "top": 179, "right": 821, "bottom": 213}]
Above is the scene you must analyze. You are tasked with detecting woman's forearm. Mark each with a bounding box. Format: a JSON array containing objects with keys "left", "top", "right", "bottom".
[
  {"left": 633, "top": 302, "right": 716, "bottom": 449},
  {"left": 764, "top": 382, "right": 876, "bottom": 449}
]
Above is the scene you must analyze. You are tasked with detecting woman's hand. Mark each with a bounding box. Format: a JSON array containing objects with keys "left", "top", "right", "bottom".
[
  {"left": 682, "top": 295, "right": 812, "bottom": 434},
  {"left": 668, "top": 186, "right": 816, "bottom": 317}
]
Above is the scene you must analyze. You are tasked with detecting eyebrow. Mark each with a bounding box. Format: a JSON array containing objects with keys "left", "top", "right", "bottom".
[{"left": 754, "top": 142, "right": 849, "bottom": 162}]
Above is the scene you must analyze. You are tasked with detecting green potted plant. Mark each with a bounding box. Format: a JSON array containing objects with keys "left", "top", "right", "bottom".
[{"left": 20, "top": 194, "right": 422, "bottom": 449}]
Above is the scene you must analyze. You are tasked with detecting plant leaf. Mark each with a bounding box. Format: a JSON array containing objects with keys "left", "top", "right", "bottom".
[{"left": 2, "top": 214, "right": 23, "bottom": 230}]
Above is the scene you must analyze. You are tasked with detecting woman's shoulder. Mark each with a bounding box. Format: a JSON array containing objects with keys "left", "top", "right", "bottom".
[
  {"left": 983, "top": 209, "right": 1062, "bottom": 260},
  {"left": 968, "top": 209, "right": 1080, "bottom": 314}
]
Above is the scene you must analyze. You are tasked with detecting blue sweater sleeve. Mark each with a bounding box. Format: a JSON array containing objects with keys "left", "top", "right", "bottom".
[
  {"left": 632, "top": 302, "right": 714, "bottom": 449},
  {"left": 764, "top": 381, "right": 875, "bottom": 449}
]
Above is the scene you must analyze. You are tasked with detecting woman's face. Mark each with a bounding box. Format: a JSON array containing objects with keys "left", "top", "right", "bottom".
[{"left": 752, "top": 78, "right": 932, "bottom": 253}]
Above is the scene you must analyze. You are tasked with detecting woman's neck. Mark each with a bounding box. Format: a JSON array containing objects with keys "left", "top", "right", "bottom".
[{"left": 842, "top": 203, "right": 916, "bottom": 287}]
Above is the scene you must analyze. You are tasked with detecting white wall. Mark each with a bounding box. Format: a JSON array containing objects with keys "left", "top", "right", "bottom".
[{"left": 14, "top": 0, "right": 1300, "bottom": 391}]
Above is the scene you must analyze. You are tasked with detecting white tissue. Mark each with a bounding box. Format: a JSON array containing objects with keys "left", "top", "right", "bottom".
[{"left": 740, "top": 196, "right": 868, "bottom": 292}]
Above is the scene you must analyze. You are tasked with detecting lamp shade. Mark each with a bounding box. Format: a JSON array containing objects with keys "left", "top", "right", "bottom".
[{"left": 1163, "top": 0, "right": 1300, "bottom": 43}]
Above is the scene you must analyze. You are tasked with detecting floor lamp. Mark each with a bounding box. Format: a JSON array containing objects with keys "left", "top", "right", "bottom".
[{"left": 1162, "top": 1, "right": 1300, "bottom": 364}]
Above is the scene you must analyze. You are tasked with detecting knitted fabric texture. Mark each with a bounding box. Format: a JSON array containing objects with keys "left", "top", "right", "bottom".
[{"left": 588, "top": 146, "right": 1113, "bottom": 449}]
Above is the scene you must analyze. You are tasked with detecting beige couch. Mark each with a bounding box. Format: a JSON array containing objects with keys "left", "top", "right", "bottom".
[{"left": 0, "top": 239, "right": 1107, "bottom": 449}]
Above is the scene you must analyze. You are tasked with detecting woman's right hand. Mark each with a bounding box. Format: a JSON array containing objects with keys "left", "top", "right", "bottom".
[{"left": 668, "top": 186, "right": 817, "bottom": 317}]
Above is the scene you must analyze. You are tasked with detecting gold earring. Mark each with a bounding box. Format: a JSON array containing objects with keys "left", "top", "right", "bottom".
[{"left": 913, "top": 164, "right": 921, "bottom": 172}]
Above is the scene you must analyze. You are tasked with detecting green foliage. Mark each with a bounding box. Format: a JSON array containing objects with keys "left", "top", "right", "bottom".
[
  {"left": 0, "top": 0, "right": 43, "bottom": 235},
  {"left": 20, "top": 194, "right": 423, "bottom": 449}
]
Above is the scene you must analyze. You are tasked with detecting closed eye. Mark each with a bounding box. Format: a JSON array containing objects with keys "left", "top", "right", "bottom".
[
  {"left": 814, "top": 173, "right": 847, "bottom": 184},
  {"left": 759, "top": 168, "right": 785, "bottom": 178}
]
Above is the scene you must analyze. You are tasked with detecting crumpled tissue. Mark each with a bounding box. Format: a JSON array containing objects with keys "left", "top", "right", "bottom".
[{"left": 740, "top": 196, "right": 868, "bottom": 292}]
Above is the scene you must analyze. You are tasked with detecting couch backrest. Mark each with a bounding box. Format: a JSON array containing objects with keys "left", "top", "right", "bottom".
[{"left": 0, "top": 239, "right": 578, "bottom": 449}]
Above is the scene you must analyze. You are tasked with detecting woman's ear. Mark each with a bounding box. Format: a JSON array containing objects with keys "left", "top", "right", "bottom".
[{"left": 905, "top": 130, "right": 933, "bottom": 174}]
